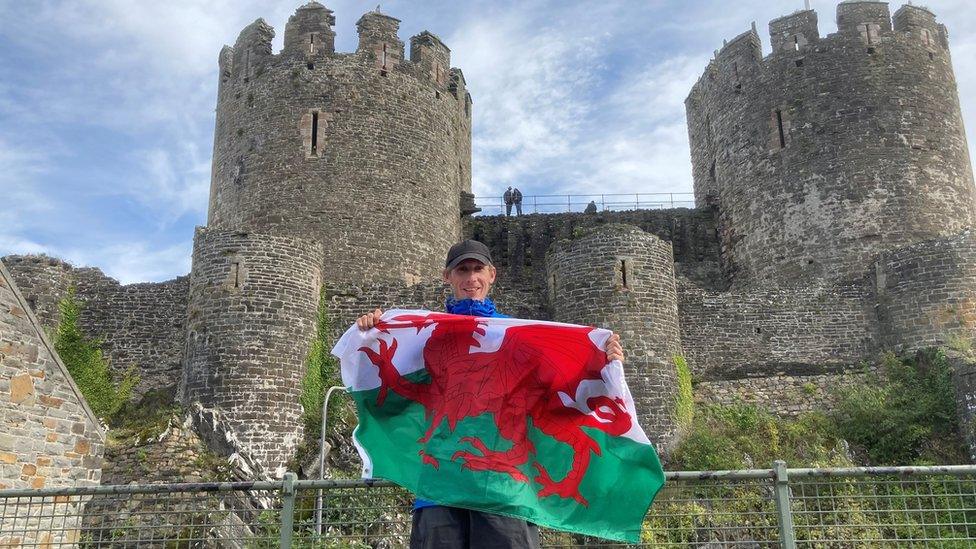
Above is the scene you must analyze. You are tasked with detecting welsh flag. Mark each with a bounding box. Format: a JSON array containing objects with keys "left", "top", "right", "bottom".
[{"left": 332, "top": 309, "right": 665, "bottom": 543}]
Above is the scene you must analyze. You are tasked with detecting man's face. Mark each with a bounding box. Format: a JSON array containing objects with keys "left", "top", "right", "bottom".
[{"left": 443, "top": 259, "right": 497, "bottom": 301}]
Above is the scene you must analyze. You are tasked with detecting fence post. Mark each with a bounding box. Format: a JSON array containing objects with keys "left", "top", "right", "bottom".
[
  {"left": 773, "top": 461, "right": 797, "bottom": 549},
  {"left": 280, "top": 472, "right": 297, "bottom": 549}
]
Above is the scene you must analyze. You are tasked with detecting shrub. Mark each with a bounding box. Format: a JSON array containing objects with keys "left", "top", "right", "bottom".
[
  {"left": 671, "top": 403, "right": 851, "bottom": 471},
  {"left": 673, "top": 355, "right": 694, "bottom": 434},
  {"left": 52, "top": 288, "right": 137, "bottom": 420},
  {"left": 832, "top": 349, "right": 966, "bottom": 465}
]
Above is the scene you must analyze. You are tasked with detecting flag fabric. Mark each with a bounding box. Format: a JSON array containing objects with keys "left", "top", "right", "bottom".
[{"left": 332, "top": 309, "right": 665, "bottom": 543}]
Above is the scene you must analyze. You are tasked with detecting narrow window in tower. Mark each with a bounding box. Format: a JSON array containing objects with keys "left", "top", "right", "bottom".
[
  {"left": 311, "top": 111, "right": 319, "bottom": 155},
  {"left": 550, "top": 274, "right": 557, "bottom": 296},
  {"left": 382, "top": 43, "right": 388, "bottom": 70},
  {"left": 776, "top": 109, "right": 786, "bottom": 149},
  {"left": 921, "top": 28, "right": 932, "bottom": 47},
  {"left": 243, "top": 50, "right": 251, "bottom": 82},
  {"left": 793, "top": 36, "right": 800, "bottom": 51},
  {"left": 709, "top": 161, "right": 716, "bottom": 183},
  {"left": 733, "top": 62, "right": 739, "bottom": 77},
  {"left": 620, "top": 259, "right": 629, "bottom": 289},
  {"left": 309, "top": 34, "right": 315, "bottom": 54},
  {"left": 231, "top": 262, "right": 241, "bottom": 288}
]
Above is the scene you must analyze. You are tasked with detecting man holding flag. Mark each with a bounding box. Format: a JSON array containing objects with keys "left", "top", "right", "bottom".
[{"left": 342, "top": 239, "right": 661, "bottom": 547}]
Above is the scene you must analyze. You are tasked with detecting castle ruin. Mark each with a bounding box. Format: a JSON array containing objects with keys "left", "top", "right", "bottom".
[{"left": 3, "top": 1, "right": 976, "bottom": 481}]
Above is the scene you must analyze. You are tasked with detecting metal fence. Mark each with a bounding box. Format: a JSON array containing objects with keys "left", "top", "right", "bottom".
[
  {"left": 474, "top": 193, "right": 696, "bottom": 215},
  {"left": 3, "top": 462, "right": 976, "bottom": 547}
]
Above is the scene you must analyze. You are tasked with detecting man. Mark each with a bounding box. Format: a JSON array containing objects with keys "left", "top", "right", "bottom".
[
  {"left": 357, "top": 239, "right": 623, "bottom": 549},
  {"left": 512, "top": 187, "right": 523, "bottom": 216},
  {"left": 503, "top": 187, "right": 514, "bottom": 216}
]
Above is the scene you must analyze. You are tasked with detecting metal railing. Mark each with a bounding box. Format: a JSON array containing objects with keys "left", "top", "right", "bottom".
[
  {"left": 475, "top": 193, "right": 696, "bottom": 215},
  {"left": 3, "top": 462, "right": 976, "bottom": 547}
]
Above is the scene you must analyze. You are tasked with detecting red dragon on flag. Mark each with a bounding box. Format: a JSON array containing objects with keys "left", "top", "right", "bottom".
[{"left": 334, "top": 310, "right": 665, "bottom": 543}]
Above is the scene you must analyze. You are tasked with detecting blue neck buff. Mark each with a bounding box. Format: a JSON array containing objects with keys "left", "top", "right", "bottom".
[{"left": 445, "top": 296, "right": 500, "bottom": 317}]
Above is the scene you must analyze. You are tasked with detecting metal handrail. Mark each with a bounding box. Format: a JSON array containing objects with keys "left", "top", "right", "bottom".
[{"left": 474, "top": 192, "right": 696, "bottom": 214}]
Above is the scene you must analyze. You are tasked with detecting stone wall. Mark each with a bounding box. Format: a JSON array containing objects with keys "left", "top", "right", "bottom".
[
  {"left": 1, "top": 255, "right": 189, "bottom": 398},
  {"left": 875, "top": 230, "right": 976, "bottom": 351},
  {"left": 208, "top": 4, "right": 471, "bottom": 286},
  {"left": 679, "top": 281, "right": 879, "bottom": 381},
  {"left": 547, "top": 224, "right": 681, "bottom": 449},
  {"left": 468, "top": 208, "right": 723, "bottom": 287},
  {"left": 695, "top": 368, "right": 877, "bottom": 416},
  {"left": 0, "top": 260, "right": 105, "bottom": 546},
  {"left": 687, "top": 3, "right": 976, "bottom": 287},
  {"left": 182, "top": 228, "right": 323, "bottom": 477}
]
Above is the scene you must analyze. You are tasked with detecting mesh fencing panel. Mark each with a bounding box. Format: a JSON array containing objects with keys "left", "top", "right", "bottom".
[{"left": 3, "top": 467, "right": 976, "bottom": 547}]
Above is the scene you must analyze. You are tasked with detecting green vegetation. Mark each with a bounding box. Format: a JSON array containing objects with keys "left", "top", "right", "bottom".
[
  {"left": 671, "top": 403, "right": 852, "bottom": 471},
  {"left": 832, "top": 349, "right": 967, "bottom": 465},
  {"left": 296, "top": 290, "right": 357, "bottom": 471},
  {"left": 672, "top": 355, "right": 694, "bottom": 434},
  {"left": 52, "top": 288, "right": 138, "bottom": 421}
]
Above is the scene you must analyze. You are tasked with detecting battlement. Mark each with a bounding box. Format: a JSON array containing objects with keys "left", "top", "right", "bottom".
[
  {"left": 283, "top": 1, "right": 336, "bottom": 57},
  {"left": 769, "top": 10, "right": 819, "bottom": 53},
  {"left": 217, "top": 4, "right": 461, "bottom": 92},
  {"left": 836, "top": 1, "right": 892, "bottom": 33}
]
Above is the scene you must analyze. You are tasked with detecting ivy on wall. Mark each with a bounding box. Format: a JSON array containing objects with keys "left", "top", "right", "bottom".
[{"left": 52, "top": 288, "right": 138, "bottom": 421}]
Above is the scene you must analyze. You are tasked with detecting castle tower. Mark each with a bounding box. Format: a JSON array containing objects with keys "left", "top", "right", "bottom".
[
  {"left": 181, "top": 228, "right": 323, "bottom": 476},
  {"left": 686, "top": 2, "right": 976, "bottom": 286},
  {"left": 206, "top": 2, "right": 472, "bottom": 286},
  {"left": 546, "top": 225, "right": 682, "bottom": 451}
]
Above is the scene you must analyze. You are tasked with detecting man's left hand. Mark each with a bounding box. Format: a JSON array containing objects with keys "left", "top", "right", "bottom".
[{"left": 606, "top": 333, "right": 624, "bottom": 364}]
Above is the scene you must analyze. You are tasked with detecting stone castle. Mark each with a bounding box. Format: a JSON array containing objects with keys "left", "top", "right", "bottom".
[{"left": 3, "top": 0, "right": 976, "bottom": 486}]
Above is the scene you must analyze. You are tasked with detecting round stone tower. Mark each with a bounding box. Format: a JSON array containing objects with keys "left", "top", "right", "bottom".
[
  {"left": 207, "top": 2, "right": 473, "bottom": 286},
  {"left": 181, "top": 228, "right": 323, "bottom": 475},
  {"left": 546, "top": 224, "right": 681, "bottom": 450},
  {"left": 686, "top": 2, "right": 976, "bottom": 286}
]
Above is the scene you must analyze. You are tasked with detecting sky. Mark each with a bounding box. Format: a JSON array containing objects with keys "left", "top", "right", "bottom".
[{"left": 1, "top": 0, "right": 975, "bottom": 284}]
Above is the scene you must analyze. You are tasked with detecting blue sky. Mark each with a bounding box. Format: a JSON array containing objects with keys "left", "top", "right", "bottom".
[{"left": 2, "top": 0, "right": 975, "bottom": 283}]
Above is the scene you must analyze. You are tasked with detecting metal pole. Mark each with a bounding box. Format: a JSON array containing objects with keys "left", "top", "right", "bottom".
[
  {"left": 315, "top": 385, "right": 347, "bottom": 535},
  {"left": 773, "top": 460, "right": 797, "bottom": 549},
  {"left": 280, "top": 472, "right": 297, "bottom": 549},
  {"left": 670, "top": 193, "right": 674, "bottom": 207},
  {"left": 534, "top": 195, "right": 537, "bottom": 214},
  {"left": 567, "top": 194, "right": 571, "bottom": 212}
]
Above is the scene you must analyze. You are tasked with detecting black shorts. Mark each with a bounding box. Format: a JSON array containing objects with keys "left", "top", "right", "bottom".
[{"left": 409, "top": 506, "right": 540, "bottom": 549}]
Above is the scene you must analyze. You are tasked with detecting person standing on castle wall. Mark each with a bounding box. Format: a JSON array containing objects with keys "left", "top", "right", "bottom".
[
  {"left": 356, "top": 239, "right": 625, "bottom": 549},
  {"left": 503, "top": 186, "right": 514, "bottom": 216},
  {"left": 512, "top": 187, "right": 523, "bottom": 216}
]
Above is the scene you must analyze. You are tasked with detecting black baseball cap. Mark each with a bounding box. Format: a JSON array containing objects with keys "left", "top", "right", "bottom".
[{"left": 445, "top": 239, "right": 493, "bottom": 270}]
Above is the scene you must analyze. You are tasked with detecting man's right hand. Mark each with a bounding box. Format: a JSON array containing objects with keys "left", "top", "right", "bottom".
[{"left": 356, "top": 308, "right": 384, "bottom": 330}]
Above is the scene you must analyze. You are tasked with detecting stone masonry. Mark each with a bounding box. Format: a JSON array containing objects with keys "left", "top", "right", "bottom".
[
  {"left": 208, "top": 2, "right": 471, "bottom": 287},
  {"left": 181, "top": 228, "right": 323, "bottom": 477},
  {"left": 686, "top": 3, "right": 976, "bottom": 287},
  {"left": 0, "top": 260, "right": 105, "bottom": 546},
  {"left": 1, "top": 255, "right": 188, "bottom": 398}
]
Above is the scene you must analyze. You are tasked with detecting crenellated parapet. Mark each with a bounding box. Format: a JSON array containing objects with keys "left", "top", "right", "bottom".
[
  {"left": 207, "top": 3, "right": 473, "bottom": 287},
  {"left": 283, "top": 1, "right": 336, "bottom": 58},
  {"left": 356, "top": 10, "right": 403, "bottom": 69},
  {"left": 686, "top": 1, "right": 976, "bottom": 287},
  {"left": 769, "top": 9, "right": 819, "bottom": 53}
]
